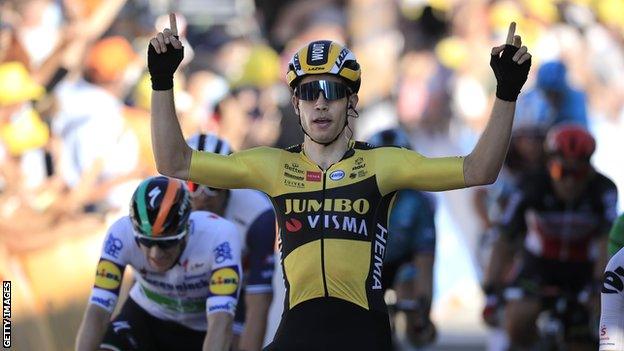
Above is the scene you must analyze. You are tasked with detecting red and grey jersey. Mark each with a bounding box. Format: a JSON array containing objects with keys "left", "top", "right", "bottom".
[
  {"left": 88, "top": 211, "right": 242, "bottom": 331},
  {"left": 600, "top": 247, "right": 624, "bottom": 350},
  {"left": 499, "top": 171, "right": 618, "bottom": 262}
]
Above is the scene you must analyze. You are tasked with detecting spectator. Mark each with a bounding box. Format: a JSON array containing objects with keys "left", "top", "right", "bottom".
[
  {"left": 52, "top": 36, "right": 140, "bottom": 215},
  {"left": 515, "top": 60, "right": 588, "bottom": 128}
]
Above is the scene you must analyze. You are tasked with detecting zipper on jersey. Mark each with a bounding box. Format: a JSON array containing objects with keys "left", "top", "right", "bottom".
[{"left": 320, "top": 169, "right": 329, "bottom": 297}]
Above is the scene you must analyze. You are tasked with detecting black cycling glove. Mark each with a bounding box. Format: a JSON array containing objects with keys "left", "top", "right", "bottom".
[
  {"left": 490, "top": 44, "right": 531, "bottom": 102},
  {"left": 147, "top": 38, "right": 184, "bottom": 91}
]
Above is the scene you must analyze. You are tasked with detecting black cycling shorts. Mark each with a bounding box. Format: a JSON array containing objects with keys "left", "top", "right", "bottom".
[
  {"left": 507, "top": 251, "right": 593, "bottom": 297},
  {"left": 263, "top": 297, "right": 392, "bottom": 351},
  {"left": 99, "top": 298, "right": 205, "bottom": 351}
]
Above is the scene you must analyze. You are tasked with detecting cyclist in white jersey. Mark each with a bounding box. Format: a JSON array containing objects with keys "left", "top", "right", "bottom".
[
  {"left": 186, "top": 133, "right": 276, "bottom": 351},
  {"left": 600, "top": 246, "right": 624, "bottom": 350},
  {"left": 75, "top": 176, "right": 242, "bottom": 351}
]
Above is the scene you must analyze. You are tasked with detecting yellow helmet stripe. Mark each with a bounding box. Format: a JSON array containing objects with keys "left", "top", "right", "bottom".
[{"left": 339, "top": 67, "right": 359, "bottom": 82}]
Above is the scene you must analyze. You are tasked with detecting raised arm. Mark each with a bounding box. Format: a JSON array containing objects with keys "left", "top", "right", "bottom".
[
  {"left": 148, "top": 13, "right": 192, "bottom": 179},
  {"left": 464, "top": 22, "right": 531, "bottom": 186}
]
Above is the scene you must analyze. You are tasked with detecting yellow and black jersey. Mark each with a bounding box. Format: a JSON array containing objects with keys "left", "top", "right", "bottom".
[{"left": 189, "top": 141, "right": 465, "bottom": 316}]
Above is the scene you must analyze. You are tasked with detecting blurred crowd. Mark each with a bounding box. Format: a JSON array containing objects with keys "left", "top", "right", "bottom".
[{"left": 1, "top": 0, "right": 624, "bottom": 345}]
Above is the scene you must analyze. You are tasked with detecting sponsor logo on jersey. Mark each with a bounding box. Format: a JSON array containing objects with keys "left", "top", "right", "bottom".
[
  {"left": 208, "top": 301, "right": 236, "bottom": 313},
  {"left": 351, "top": 157, "right": 366, "bottom": 172},
  {"left": 284, "top": 179, "right": 305, "bottom": 188},
  {"left": 602, "top": 266, "right": 624, "bottom": 294},
  {"left": 306, "top": 171, "right": 322, "bottom": 182},
  {"left": 372, "top": 224, "right": 388, "bottom": 290},
  {"left": 95, "top": 260, "right": 122, "bottom": 291},
  {"left": 209, "top": 267, "right": 239, "bottom": 296},
  {"left": 180, "top": 259, "right": 206, "bottom": 273},
  {"left": 285, "top": 218, "right": 303, "bottom": 232},
  {"left": 214, "top": 242, "right": 233, "bottom": 264},
  {"left": 349, "top": 170, "right": 368, "bottom": 179},
  {"left": 284, "top": 198, "right": 370, "bottom": 215},
  {"left": 104, "top": 233, "right": 123, "bottom": 258},
  {"left": 142, "top": 276, "right": 209, "bottom": 291},
  {"left": 329, "top": 170, "right": 345, "bottom": 181},
  {"left": 307, "top": 215, "right": 368, "bottom": 237},
  {"left": 284, "top": 163, "right": 304, "bottom": 174},
  {"left": 91, "top": 296, "right": 115, "bottom": 308},
  {"left": 284, "top": 172, "right": 304, "bottom": 181}
]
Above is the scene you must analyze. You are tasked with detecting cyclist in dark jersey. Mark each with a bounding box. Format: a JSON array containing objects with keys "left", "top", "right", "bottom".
[
  {"left": 483, "top": 124, "right": 618, "bottom": 350},
  {"left": 148, "top": 14, "right": 531, "bottom": 350},
  {"left": 367, "top": 127, "right": 437, "bottom": 348}
]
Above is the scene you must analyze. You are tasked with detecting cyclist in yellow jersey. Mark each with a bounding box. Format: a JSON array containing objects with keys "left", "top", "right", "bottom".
[{"left": 147, "top": 14, "right": 532, "bottom": 351}]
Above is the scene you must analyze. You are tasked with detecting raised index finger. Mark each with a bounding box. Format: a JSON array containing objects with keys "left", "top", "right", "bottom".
[
  {"left": 506, "top": 22, "right": 516, "bottom": 46},
  {"left": 169, "top": 13, "right": 178, "bottom": 36}
]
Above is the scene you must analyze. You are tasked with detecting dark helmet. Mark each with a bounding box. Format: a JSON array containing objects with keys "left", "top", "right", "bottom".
[
  {"left": 186, "top": 133, "right": 232, "bottom": 155},
  {"left": 544, "top": 124, "right": 595, "bottom": 161},
  {"left": 185, "top": 133, "right": 231, "bottom": 195},
  {"left": 129, "top": 176, "right": 191, "bottom": 238},
  {"left": 367, "top": 127, "right": 413, "bottom": 149}
]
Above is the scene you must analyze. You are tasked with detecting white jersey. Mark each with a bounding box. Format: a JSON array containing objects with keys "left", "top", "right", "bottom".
[
  {"left": 224, "top": 189, "right": 276, "bottom": 294},
  {"left": 600, "top": 246, "right": 624, "bottom": 350},
  {"left": 88, "top": 211, "right": 242, "bottom": 331}
]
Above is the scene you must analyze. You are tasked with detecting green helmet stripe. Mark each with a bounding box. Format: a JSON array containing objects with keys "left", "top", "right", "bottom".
[{"left": 136, "top": 180, "right": 152, "bottom": 236}]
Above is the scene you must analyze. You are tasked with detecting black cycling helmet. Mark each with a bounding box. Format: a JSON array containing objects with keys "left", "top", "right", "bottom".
[
  {"left": 367, "top": 127, "right": 413, "bottom": 149},
  {"left": 185, "top": 133, "right": 232, "bottom": 195},
  {"left": 186, "top": 133, "right": 232, "bottom": 155},
  {"left": 129, "top": 176, "right": 191, "bottom": 239}
]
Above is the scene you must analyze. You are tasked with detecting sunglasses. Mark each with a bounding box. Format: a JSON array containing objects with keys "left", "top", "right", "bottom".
[
  {"left": 135, "top": 230, "right": 186, "bottom": 249},
  {"left": 295, "top": 80, "right": 350, "bottom": 101},
  {"left": 187, "top": 181, "right": 220, "bottom": 197}
]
